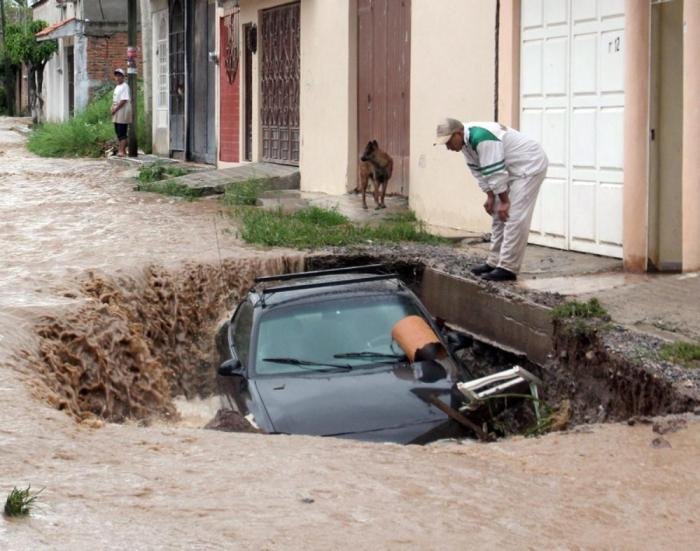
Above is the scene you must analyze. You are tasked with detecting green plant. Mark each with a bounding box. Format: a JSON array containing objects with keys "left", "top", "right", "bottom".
[
  {"left": 659, "top": 341, "right": 700, "bottom": 368},
  {"left": 223, "top": 177, "right": 267, "bottom": 206},
  {"left": 136, "top": 179, "right": 200, "bottom": 200},
  {"left": 4, "top": 486, "right": 43, "bottom": 517},
  {"left": 137, "top": 162, "right": 188, "bottom": 183},
  {"left": 27, "top": 82, "right": 149, "bottom": 157},
  {"left": 551, "top": 298, "right": 610, "bottom": 321},
  {"left": 232, "top": 206, "right": 447, "bottom": 249}
]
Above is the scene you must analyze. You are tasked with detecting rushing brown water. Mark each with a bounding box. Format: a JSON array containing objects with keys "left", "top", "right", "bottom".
[{"left": 0, "top": 118, "right": 698, "bottom": 549}]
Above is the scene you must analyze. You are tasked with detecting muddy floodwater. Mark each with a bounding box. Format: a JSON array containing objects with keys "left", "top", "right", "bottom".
[{"left": 0, "top": 118, "right": 698, "bottom": 549}]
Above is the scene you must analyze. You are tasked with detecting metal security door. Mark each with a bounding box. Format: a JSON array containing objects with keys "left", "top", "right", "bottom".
[
  {"left": 153, "top": 9, "right": 169, "bottom": 132},
  {"left": 188, "top": 0, "right": 216, "bottom": 164},
  {"left": 521, "top": 0, "right": 625, "bottom": 258},
  {"left": 357, "top": 0, "right": 411, "bottom": 195},
  {"left": 169, "top": 0, "right": 186, "bottom": 155},
  {"left": 260, "top": 3, "right": 300, "bottom": 165}
]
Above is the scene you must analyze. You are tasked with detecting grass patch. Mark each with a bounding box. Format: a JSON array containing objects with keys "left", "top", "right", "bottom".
[
  {"left": 137, "top": 179, "right": 200, "bottom": 200},
  {"left": 551, "top": 298, "right": 610, "bottom": 321},
  {"left": 4, "top": 486, "right": 43, "bottom": 517},
  {"left": 659, "top": 341, "right": 700, "bottom": 368},
  {"left": 27, "top": 82, "right": 149, "bottom": 158},
  {"left": 223, "top": 177, "right": 267, "bottom": 206},
  {"left": 138, "top": 162, "right": 189, "bottom": 183},
  {"left": 233, "top": 206, "right": 447, "bottom": 248}
]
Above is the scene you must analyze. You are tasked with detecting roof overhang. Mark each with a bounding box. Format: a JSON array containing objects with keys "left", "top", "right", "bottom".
[{"left": 35, "top": 17, "right": 79, "bottom": 41}]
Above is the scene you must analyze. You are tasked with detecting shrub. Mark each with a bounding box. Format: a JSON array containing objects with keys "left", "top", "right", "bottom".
[{"left": 27, "top": 82, "right": 149, "bottom": 158}]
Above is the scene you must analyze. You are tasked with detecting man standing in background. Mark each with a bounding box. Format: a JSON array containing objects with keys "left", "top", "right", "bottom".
[
  {"left": 111, "top": 68, "right": 131, "bottom": 157},
  {"left": 435, "top": 118, "right": 549, "bottom": 282}
]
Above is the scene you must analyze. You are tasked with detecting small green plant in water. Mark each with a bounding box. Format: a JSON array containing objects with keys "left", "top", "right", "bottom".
[
  {"left": 4, "top": 486, "right": 43, "bottom": 517},
  {"left": 137, "top": 162, "right": 188, "bottom": 183},
  {"left": 659, "top": 341, "right": 700, "bottom": 368},
  {"left": 223, "top": 177, "right": 267, "bottom": 206},
  {"left": 137, "top": 179, "right": 200, "bottom": 200}
]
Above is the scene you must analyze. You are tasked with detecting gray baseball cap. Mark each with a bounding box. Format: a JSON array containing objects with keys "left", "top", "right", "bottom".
[
  {"left": 114, "top": 68, "right": 126, "bottom": 76},
  {"left": 434, "top": 118, "right": 464, "bottom": 145}
]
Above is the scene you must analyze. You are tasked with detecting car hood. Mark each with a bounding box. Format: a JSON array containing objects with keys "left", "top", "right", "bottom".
[{"left": 253, "top": 361, "right": 454, "bottom": 444}]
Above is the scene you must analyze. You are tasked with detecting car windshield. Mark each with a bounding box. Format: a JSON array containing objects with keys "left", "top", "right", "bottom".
[{"left": 254, "top": 294, "right": 422, "bottom": 375}]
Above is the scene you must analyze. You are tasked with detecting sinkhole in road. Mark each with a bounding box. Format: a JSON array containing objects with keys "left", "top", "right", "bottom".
[{"left": 24, "top": 253, "right": 697, "bottom": 442}]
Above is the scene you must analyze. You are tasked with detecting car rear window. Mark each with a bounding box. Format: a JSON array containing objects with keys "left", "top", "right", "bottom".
[{"left": 253, "top": 294, "right": 422, "bottom": 375}]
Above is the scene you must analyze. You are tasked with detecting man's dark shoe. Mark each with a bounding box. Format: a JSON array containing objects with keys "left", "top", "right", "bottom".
[
  {"left": 470, "top": 263, "right": 496, "bottom": 276},
  {"left": 481, "top": 267, "right": 517, "bottom": 282}
]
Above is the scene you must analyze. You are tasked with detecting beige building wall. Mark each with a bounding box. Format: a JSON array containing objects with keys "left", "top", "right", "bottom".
[
  {"left": 237, "top": 0, "right": 353, "bottom": 193},
  {"left": 409, "top": 0, "right": 497, "bottom": 235},
  {"left": 299, "top": 0, "right": 355, "bottom": 194}
]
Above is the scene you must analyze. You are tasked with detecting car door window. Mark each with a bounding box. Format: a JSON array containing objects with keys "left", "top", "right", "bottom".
[{"left": 232, "top": 301, "right": 254, "bottom": 367}]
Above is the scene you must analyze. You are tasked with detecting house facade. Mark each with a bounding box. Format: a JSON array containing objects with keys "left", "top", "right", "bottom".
[
  {"left": 33, "top": 0, "right": 141, "bottom": 123},
  {"left": 145, "top": 0, "right": 700, "bottom": 273}
]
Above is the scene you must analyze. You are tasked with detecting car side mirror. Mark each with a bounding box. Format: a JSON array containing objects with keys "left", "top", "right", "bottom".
[
  {"left": 218, "top": 358, "right": 244, "bottom": 377},
  {"left": 445, "top": 330, "right": 473, "bottom": 353}
]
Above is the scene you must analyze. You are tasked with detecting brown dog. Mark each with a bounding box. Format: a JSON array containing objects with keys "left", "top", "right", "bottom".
[{"left": 359, "top": 140, "right": 393, "bottom": 210}]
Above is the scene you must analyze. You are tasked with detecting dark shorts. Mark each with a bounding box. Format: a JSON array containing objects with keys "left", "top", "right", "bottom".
[{"left": 114, "top": 123, "right": 128, "bottom": 140}]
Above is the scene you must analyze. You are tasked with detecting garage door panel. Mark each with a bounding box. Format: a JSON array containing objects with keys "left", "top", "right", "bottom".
[
  {"left": 543, "top": 109, "right": 567, "bottom": 167},
  {"left": 522, "top": 0, "right": 544, "bottom": 29},
  {"left": 520, "top": 109, "right": 544, "bottom": 143},
  {"left": 599, "top": 0, "right": 625, "bottom": 19},
  {"left": 572, "top": 0, "right": 596, "bottom": 22},
  {"left": 540, "top": 178, "right": 567, "bottom": 236},
  {"left": 598, "top": 108, "right": 623, "bottom": 169},
  {"left": 599, "top": 30, "right": 624, "bottom": 92},
  {"left": 570, "top": 180, "right": 596, "bottom": 241},
  {"left": 544, "top": 0, "right": 568, "bottom": 25},
  {"left": 598, "top": 183, "right": 623, "bottom": 245},
  {"left": 571, "top": 109, "right": 596, "bottom": 167},
  {"left": 522, "top": 41, "right": 543, "bottom": 96},
  {"left": 544, "top": 38, "right": 568, "bottom": 96},
  {"left": 572, "top": 34, "right": 597, "bottom": 93}
]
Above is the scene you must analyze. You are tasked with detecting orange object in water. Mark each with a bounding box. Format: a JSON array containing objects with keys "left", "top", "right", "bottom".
[{"left": 391, "top": 316, "right": 447, "bottom": 363}]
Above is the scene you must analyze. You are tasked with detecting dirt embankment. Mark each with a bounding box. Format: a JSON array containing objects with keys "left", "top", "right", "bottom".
[{"left": 21, "top": 256, "right": 302, "bottom": 422}]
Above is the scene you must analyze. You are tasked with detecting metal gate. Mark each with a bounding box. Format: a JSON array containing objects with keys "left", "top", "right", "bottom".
[
  {"left": 260, "top": 3, "right": 300, "bottom": 165},
  {"left": 169, "top": 0, "right": 186, "bottom": 154},
  {"left": 357, "top": 0, "right": 411, "bottom": 195},
  {"left": 188, "top": 0, "right": 216, "bottom": 164}
]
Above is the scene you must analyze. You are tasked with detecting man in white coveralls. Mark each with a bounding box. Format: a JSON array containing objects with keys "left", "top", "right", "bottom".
[{"left": 435, "top": 118, "right": 549, "bottom": 282}]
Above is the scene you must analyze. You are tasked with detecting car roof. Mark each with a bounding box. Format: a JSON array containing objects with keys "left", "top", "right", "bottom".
[{"left": 250, "top": 272, "right": 409, "bottom": 309}]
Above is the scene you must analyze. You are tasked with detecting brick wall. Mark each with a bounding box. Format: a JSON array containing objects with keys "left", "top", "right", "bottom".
[
  {"left": 219, "top": 16, "right": 240, "bottom": 163},
  {"left": 86, "top": 32, "right": 143, "bottom": 85}
]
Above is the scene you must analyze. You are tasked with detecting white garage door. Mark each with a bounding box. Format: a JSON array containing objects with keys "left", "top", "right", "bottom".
[{"left": 521, "top": 0, "right": 625, "bottom": 258}]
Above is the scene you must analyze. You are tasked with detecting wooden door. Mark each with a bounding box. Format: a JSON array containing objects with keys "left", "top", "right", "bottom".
[
  {"left": 188, "top": 0, "right": 216, "bottom": 164},
  {"left": 260, "top": 2, "right": 300, "bottom": 165},
  {"left": 169, "top": 0, "right": 186, "bottom": 155},
  {"left": 357, "top": 0, "right": 411, "bottom": 195}
]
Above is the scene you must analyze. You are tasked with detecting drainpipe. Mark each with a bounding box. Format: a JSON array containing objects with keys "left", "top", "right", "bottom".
[
  {"left": 623, "top": 1, "right": 651, "bottom": 272},
  {"left": 682, "top": 1, "right": 700, "bottom": 272}
]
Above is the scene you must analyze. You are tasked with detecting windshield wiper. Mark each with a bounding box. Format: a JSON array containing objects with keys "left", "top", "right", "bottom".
[
  {"left": 262, "top": 357, "right": 353, "bottom": 371},
  {"left": 333, "top": 351, "right": 407, "bottom": 361}
]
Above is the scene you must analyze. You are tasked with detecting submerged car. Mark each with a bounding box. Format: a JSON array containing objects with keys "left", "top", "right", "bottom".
[{"left": 216, "top": 265, "right": 474, "bottom": 444}]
